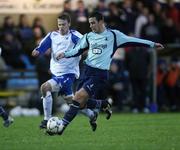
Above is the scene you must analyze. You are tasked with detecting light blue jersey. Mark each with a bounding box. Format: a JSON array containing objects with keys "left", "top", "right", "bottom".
[{"left": 64, "top": 29, "right": 155, "bottom": 70}]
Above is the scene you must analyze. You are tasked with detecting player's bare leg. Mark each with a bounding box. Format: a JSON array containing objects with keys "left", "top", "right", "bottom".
[
  {"left": 58, "top": 88, "right": 112, "bottom": 135},
  {"left": 57, "top": 88, "right": 88, "bottom": 135}
]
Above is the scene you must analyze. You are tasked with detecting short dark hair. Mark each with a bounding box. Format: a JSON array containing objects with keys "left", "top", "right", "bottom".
[
  {"left": 64, "top": 0, "right": 71, "bottom": 4},
  {"left": 89, "top": 12, "right": 104, "bottom": 22},
  {"left": 58, "top": 13, "right": 71, "bottom": 23}
]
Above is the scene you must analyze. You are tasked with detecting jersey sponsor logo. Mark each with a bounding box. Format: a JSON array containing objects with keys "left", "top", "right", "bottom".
[{"left": 92, "top": 48, "right": 102, "bottom": 54}]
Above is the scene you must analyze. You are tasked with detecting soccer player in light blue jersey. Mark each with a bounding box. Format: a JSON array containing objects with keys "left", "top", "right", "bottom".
[
  {"left": 56, "top": 12, "right": 164, "bottom": 135},
  {"left": 32, "top": 13, "right": 99, "bottom": 132}
]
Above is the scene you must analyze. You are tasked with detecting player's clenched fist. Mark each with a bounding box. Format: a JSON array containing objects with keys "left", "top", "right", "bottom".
[
  {"left": 154, "top": 43, "right": 164, "bottom": 50},
  {"left": 32, "top": 49, "right": 40, "bottom": 57}
]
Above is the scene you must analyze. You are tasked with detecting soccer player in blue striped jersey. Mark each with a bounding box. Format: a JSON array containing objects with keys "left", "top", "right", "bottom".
[
  {"left": 32, "top": 13, "right": 98, "bottom": 132},
  {"left": 56, "top": 11, "right": 164, "bottom": 135}
]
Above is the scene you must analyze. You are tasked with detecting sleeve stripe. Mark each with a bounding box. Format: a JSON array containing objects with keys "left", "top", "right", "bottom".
[
  {"left": 110, "top": 30, "right": 117, "bottom": 58},
  {"left": 36, "top": 32, "right": 52, "bottom": 54},
  {"left": 118, "top": 42, "right": 152, "bottom": 48}
]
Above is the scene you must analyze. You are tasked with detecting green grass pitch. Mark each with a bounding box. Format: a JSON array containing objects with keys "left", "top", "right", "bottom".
[{"left": 0, "top": 113, "right": 180, "bottom": 150}]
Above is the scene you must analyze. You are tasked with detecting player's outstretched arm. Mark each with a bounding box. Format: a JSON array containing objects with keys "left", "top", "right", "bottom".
[
  {"left": 59, "top": 34, "right": 89, "bottom": 59},
  {"left": 115, "top": 31, "right": 164, "bottom": 49}
]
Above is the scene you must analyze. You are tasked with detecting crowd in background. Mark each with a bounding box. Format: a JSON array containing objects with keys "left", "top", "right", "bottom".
[{"left": 0, "top": 0, "right": 180, "bottom": 113}]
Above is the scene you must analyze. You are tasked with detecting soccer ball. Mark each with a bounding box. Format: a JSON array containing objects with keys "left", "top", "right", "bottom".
[{"left": 47, "top": 117, "right": 64, "bottom": 134}]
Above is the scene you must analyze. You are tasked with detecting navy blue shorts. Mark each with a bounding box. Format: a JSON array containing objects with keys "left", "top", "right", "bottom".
[{"left": 77, "top": 64, "right": 109, "bottom": 97}]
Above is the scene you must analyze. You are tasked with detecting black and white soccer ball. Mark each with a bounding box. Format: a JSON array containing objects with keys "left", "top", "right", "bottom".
[{"left": 46, "top": 117, "right": 63, "bottom": 134}]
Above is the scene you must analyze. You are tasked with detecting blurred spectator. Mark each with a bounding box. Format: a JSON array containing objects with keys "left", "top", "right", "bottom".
[
  {"left": 0, "top": 32, "right": 26, "bottom": 69},
  {"left": 94, "top": 0, "right": 110, "bottom": 22},
  {"left": 166, "top": 0, "right": 180, "bottom": 27},
  {"left": 152, "top": 1, "right": 164, "bottom": 28},
  {"left": 125, "top": 47, "right": 151, "bottom": 113},
  {"left": 122, "top": 0, "right": 136, "bottom": 34},
  {"left": 134, "top": 7, "right": 149, "bottom": 37},
  {"left": 134, "top": 1, "right": 144, "bottom": 15},
  {"left": 17, "top": 14, "right": 34, "bottom": 63},
  {"left": 108, "top": 59, "right": 129, "bottom": 110},
  {"left": 74, "top": 0, "right": 89, "bottom": 34},
  {"left": 33, "top": 27, "right": 44, "bottom": 46},
  {"left": 143, "top": 0, "right": 157, "bottom": 7},
  {"left": 29, "top": 27, "right": 45, "bottom": 64},
  {"left": 177, "top": 73, "right": 180, "bottom": 108},
  {"left": 63, "top": 0, "right": 73, "bottom": 14},
  {"left": 32, "top": 17, "right": 46, "bottom": 37},
  {"left": 156, "top": 59, "right": 168, "bottom": 111},
  {"left": 0, "top": 16, "right": 17, "bottom": 40},
  {"left": 62, "top": 0, "right": 77, "bottom": 28},
  {"left": 141, "top": 14, "right": 161, "bottom": 42},
  {"left": 35, "top": 50, "right": 51, "bottom": 87},
  {"left": 161, "top": 18, "right": 178, "bottom": 44},
  {"left": 0, "top": 54, "right": 8, "bottom": 89},
  {"left": 165, "top": 57, "right": 180, "bottom": 111},
  {"left": 107, "top": 2, "right": 126, "bottom": 31}
]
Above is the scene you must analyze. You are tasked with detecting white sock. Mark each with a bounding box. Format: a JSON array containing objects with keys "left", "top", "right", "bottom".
[
  {"left": 80, "top": 108, "right": 95, "bottom": 120},
  {"left": 43, "top": 91, "right": 53, "bottom": 120}
]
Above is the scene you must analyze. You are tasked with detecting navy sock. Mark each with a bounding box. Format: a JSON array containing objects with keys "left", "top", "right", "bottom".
[
  {"left": 87, "top": 99, "right": 109, "bottom": 110},
  {"left": 101, "top": 100, "right": 109, "bottom": 109},
  {"left": 62, "top": 101, "right": 80, "bottom": 126},
  {"left": 86, "top": 99, "right": 102, "bottom": 109},
  {"left": 0, "top": 106, "right": 8, "bottom": 121}
]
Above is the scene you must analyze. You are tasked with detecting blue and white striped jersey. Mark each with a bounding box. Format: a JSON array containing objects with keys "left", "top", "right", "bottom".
[
  {"left": 64, "top": 29, "right": 155, "bottom": 70},
  {"left": 36, "top": 30, "right": 82, "bottom": 78}
]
